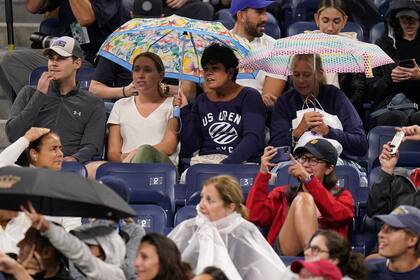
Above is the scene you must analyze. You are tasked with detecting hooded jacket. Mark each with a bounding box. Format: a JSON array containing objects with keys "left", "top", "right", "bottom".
[
  {"left": 367, "top": 0, "right": 420, "bottom": 108},
  {"left": 42, "top": 223, "right": 126, "bottom": 280},
  {"left": 367, "top": 168, "right": 420, "bottom": 217}
]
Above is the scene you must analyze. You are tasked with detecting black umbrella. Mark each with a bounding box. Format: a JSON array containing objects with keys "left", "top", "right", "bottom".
[{"left": 0, "top": 166, "right": 135, "bottom": 220}]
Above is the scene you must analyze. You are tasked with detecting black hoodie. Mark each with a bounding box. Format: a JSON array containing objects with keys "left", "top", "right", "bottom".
[{"left": 367, "top": 0, "right": 420, "bottom": 108}]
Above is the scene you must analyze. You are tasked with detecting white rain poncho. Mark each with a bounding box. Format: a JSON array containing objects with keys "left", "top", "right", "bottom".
[{"left": 168, "top": 210, "right": 286, "bottom": 280}]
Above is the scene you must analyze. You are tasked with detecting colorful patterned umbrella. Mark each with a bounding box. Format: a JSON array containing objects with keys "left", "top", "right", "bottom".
[
  {"left": 99, "top": 15, "right": 255, "bottom": 83},
  {"left": 239, "top": 33, "right": 394, "bottom": 78}
]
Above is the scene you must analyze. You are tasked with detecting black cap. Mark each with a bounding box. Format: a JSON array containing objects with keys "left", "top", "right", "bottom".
[
  {"left": 133, "top": 0, "right": 162, "bottom": 18},
  {"left": 294, "top": 138, "right": 338, "bottom": 166}
]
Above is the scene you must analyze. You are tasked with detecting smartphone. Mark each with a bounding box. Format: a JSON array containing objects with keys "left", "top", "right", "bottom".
[
  {"left": 398, "top": 59, "right": 415, "bottom": 68},
  {"left": 390, "top": 131, "right": 405, "bottom": 155},
  {"left": 271, "top": 146, "right": 291, "bottom": 163}
]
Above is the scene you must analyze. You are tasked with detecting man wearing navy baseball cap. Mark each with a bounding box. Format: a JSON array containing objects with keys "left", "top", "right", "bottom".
[
  {"left": 229, "top": 0, "right": 286, "bottom": 107},
  {"left": 368, "top": 205, "right": 420, "bottom": 280},
  {"left": 229, "top": 0, "right": 274, "bottom": 16}
]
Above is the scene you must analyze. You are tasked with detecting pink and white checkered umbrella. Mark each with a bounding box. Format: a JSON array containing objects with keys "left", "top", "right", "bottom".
[{"left": 239, "top": 33, "right": 394, "bottom": 78}]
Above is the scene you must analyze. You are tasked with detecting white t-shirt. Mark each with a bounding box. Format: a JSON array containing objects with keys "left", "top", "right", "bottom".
[
  {"left": 234, "top": 33, "right": 287, "bottom": 93},
  {"left": 107, "top": 96, "right": 179, "bottom": 165}
]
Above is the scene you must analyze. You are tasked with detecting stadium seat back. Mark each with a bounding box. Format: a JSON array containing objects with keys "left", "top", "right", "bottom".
[
  {"left": 367, "top": 126, "right": 420, "bottom": 172},
  {"left": 293, "top": 0, "right": 318, "bottom": 22},
  {"left": 174, "top": 205, "right": 197, "bottom": 226},
  {"left": 185, "top": 164, "right": 259, "bottom": 203},
  {"left": 369, "top": 22, "right": 385, "bottom": 43},
  {"left": 131, "top": 204, "right": 167, "bottom": 234},
  {"left": 29, "top": 66, "right": 94, "bottom": 89},
  {"left": 61, "top": 161, "right": 87, "bottom": 177}
]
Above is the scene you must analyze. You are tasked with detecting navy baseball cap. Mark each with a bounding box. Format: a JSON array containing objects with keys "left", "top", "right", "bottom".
[
  {"left": 375, "top": 205, "right": 420, "bottom": 235},
  {"left": 294, "top": 138, "right": 339, "bottom": 166},
  {"left": 229, "top": 0, "right": 274, "bottom": 16}
]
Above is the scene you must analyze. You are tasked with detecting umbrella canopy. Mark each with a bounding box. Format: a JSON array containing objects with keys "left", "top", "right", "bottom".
[
  {"left": 239, "top": 33, "right": 394, "bottom": 78},
  {"left": 0, "top": 166, "right": 135, "bottom": 220},
  {"left": 99, "top": 15, "right": 255, "bottom": 83}
]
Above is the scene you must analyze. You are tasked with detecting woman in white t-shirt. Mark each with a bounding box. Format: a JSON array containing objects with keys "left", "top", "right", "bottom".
[{"left": 86, "top": 52, "right": 179, "bottom": 178}]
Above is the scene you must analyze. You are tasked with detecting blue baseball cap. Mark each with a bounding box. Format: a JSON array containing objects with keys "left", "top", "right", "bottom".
[
  {"left": 229, "top": 0, "right": 274, "bottom": 16},
  {"left": 375, "top": 205, "right": 420, "bottom": 236}
]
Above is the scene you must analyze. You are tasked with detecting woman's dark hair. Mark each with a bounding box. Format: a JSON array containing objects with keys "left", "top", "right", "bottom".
[
  {"left": 140, "top": 233, "right": 192, "bottom": 280},
  {"left": 317, "top": 0, "right": 348, "bottom": 17},
  {"left": 201, "top": 44, "right": 239, "bottom": 81},
  {"left": 16, "top": 132, "right": 59, "bottom": 167},
  {"left": 310, "top": 230, "right": 368, "bottom": 280},
  {"left": 200, "top": 266, "right": 229, "bottom": 280}
]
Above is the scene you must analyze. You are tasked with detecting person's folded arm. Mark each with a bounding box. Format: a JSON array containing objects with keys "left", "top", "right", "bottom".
[
  {"left": 154, "top": 118, "right": 179, "bottom": 156},
  {"left": 6, "top": 87, "right": 49, "bottom": 142},
  {"left": 72, "top": 102, "right": 106, "bottom": 162},
  {"left": 69, "top": 0, "right": 96, "bottom": 26},
  {"left": 325, "top": 92, "right": 367, "bottom": 157},
  {"left": 268, "top": 95, "right": 294, "bottom": 148},
  {"left": 179, "top": 104, "right": 202, "bottom": 157}
]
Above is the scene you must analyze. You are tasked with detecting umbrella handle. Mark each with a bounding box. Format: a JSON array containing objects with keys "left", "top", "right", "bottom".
[
  {"left": 173, "top": 106, "right": 180, "bottom": 118},
  {"left": 173, "top": 78, "right": 183, "bottom": 118}
]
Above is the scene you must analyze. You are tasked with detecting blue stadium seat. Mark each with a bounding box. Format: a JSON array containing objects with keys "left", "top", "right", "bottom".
[
  {"left": 214, "top": 9, "right": 281, "bottom": 39},
  {"left": 374, "top": 0, "right": 390, "bottom": 18},
  {"left": 185, "top": 164, "right": 260, "bottom": 205},
  {"left": 369, "top": 22, "right": 385, "bottom": 43},
  {"left": 174, "top": 183, "right": 187, "bottom": 208},
  {"left": 95, "top": 162, "right": 177, "bottom": 224},
  {"left": 61, "top": 161, "right": 87, "bottom": 177},
  {"left": 130, "top": 189, "right": 173, "bottom": 226},
  {"left": 265, "top": 12, "right": 281, "bottom": 39},
  {"left": 29, "top": 66, "right": 94, "bottom": 90},
  {"left": 293, "top": 0, "right": 318, "bottom": 22},
  {"left": 214, "top": 9, "right": 235, "bottom": 29},
  {"left": 367, "top": 126, "right": 420, "bottom": 173},
  {"left": 39, "top": 18, "right": 64, "bottom": 36},
  {"left": 286, "top": 21, "right": 364, "bottom": 41},
  {"left": 131, "top": 204, "right": 168, "bottom": 234},
  {"left": 174, "top": 205, "right": 197, "bottom": 226},
  {"left": 99, "top": 175, "right": 131, "bottom": 202}
]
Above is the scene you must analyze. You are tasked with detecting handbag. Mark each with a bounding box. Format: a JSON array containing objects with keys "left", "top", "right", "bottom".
[
  {"left": 370, "top": 93, "right": 418, "bottom": 119},
  {"left": 292, "top": 96, "right": 343, "bottom": 130}
]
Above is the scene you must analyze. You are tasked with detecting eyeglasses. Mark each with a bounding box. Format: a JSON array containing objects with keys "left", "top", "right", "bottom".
[
  {"left": 304, "top": 244, "right": 329, "bottom": 255},
  {"left": 297, "top": 155, "right": 326, "bottom": 166}
]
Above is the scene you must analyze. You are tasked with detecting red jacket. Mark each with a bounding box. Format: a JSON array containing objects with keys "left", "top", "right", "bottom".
[{"left": 246, "top": 172, "right": 355, "bottom": 246}]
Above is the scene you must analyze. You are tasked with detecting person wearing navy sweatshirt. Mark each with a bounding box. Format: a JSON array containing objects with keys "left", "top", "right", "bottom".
[
  {"left": 173, "top": 44, "right": 266, "bottom": 164},
  {"left": 269, "top": 54, "right": 367, "bottom": 162}
]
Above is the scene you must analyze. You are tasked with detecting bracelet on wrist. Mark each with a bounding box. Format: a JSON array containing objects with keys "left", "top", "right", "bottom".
[
  {"left": 122, "top": 86, "right": 127, "bottom": 97},
  {"left": 303, "top": 175, "right": 313, "bottom": 185}
]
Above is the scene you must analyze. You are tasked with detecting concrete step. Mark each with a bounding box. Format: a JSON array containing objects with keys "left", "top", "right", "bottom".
[
  {"left": 0, "top": 0, "right": 43, "bottom": 23},
  {"left": 0, "top": 97, "right": 11, "bottom": 119},
  {"left": 0, "top": 22, "right": 39, "bottom": 47},
  {"left": 0, "top": 119, "right": 10, "bottom": 149}
]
